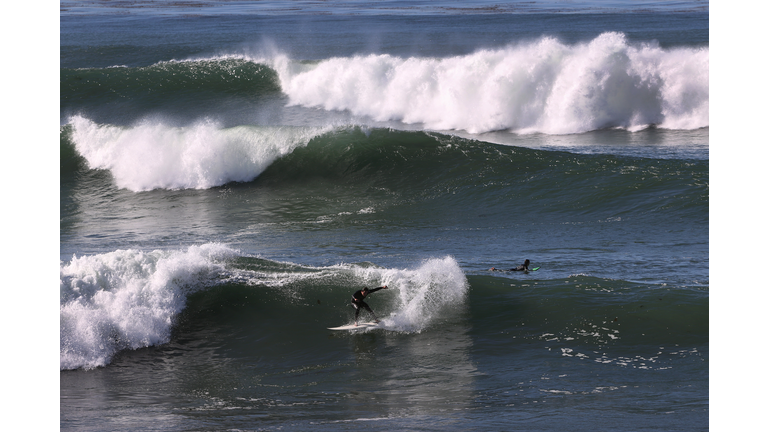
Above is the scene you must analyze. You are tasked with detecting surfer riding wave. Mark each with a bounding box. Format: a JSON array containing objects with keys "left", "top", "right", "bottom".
[{"left": 351, "top": 286, "right": 388, "bottom": 326}]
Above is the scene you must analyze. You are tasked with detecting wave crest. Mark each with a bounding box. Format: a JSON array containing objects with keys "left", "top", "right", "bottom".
[
  {"left": 68, "top": 115, "right": 332, "bottom": 191},
  {"left": 272, "top": 32, "right": 708, "bottom": 134},
  {"left": 362, "top": 256, "right": 469, "bottom": 331},
  {"left": 60, "top": 247, "right": 469, "bottom": 369},
  {"left": 60, "top": 243, "right": 239, "bottom": 370}
]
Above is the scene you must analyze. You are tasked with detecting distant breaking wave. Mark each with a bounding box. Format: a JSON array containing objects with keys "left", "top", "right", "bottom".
[
  {"left": 63, "top": 32, "right": 708, "bottom": 136},
  {"left": 271, "top": 32, "right": 708, "bottom": 134},
  {"left": 62, "top": 123, "right": 709, "bottom": 222},
  {"left": 61, "top": 32, "right": 708, "bottom": 191},
  {"left": 67, "top": 115, "right": 332, "bottom": 191}
]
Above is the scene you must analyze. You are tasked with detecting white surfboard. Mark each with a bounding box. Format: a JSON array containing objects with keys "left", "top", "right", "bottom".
[{"left": 328, "top": 321, "right": 380, "bottom": 331}]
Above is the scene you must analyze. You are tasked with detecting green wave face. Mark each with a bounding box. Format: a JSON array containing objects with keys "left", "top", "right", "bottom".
[{"left": 60, "top": 123, "right": 708, "bottom": 223}]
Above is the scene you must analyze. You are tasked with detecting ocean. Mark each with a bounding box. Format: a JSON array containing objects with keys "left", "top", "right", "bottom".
[{"left": 58, "top": 1, "right": 709, "bottom": 430}]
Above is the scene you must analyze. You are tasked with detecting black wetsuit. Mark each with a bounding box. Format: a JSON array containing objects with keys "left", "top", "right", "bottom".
[
  {"left": 351, "top": 287, "right": 385, "bottom": 321},
  {"left": 491, "top": 262, "right": 530, "bottom": 272}
]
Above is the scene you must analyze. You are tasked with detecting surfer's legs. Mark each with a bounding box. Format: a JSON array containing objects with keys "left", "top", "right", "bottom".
[
  {"left": 352, "top": 301, "right": 360, "bottom": 324},
  {"left": 352, "top": 300, "right": 376, "bottom": 324},
  {"left": 362, "top": 303, "right": 378, "bottom": 322}
]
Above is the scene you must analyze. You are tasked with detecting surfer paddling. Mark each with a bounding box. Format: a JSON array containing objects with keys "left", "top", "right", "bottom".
[
  {"left": 351, "top": 286, "right": 388, "bottom": 326},
  {"left": 490, "top": 259, "right": 530, "bottom": 272}
]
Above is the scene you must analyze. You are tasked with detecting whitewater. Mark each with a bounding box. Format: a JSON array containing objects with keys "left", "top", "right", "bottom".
[
  {"left": 61, "top": 244, "right": 468, "bottom": 370},
  {"left": 65, "top": 32, "right": 708, "bottom": 192},
  {"left": 68, "top": 116, "right": 333, "bottom": 191},
  {"left": 272, "top": 32, "right": 708, "bottom": 134},
  {"left": 60, "top": 8, "right": 709, "bottom": 432}
]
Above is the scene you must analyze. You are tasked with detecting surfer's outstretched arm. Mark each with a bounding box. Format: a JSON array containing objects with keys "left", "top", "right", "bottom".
[
  {"left": 367, "top": 285, "right": 388, "bottom": 294},
  {"left": 351, "top": 286, "right": 388, "bottom": 325}
]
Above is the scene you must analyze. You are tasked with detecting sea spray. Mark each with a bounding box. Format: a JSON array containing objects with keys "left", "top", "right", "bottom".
[
  {"left": 272, "top": 32, "right": 708, "bottom": 134},
  {"left": 60, "top": 244, "right": 239, "bottom": 370},
  {"left": 349, "top": 256, "right": 469, "bottom": 331},
  {"left": 68, "top": 115, "right": 331, "bottom": 191}
]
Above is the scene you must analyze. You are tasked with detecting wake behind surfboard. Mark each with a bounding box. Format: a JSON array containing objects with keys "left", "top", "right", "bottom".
[{"left": 328, "top": 322, "right": 381, "bottom": 331}]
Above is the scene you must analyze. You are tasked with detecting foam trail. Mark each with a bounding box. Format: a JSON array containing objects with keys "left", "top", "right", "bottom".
[
  {"left": 351, "top": 256, "right": 469, "bottom": 331},
  {"left": 272, "top": 32, "right": 708, "bottom": 134},
  {"left": 60, "top": 244, "right": 239, "bottom": 370},
  {"left": 68, "top": 115, "right": 331, "bottom": 191}
]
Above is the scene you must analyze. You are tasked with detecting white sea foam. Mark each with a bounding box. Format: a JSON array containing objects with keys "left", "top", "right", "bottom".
[
  {"left": 60, "top": 248, "right": 467, "bottom": 369},
  {"left": 60, "top": 243, "right": 239, "bottom": 370},
  {"left": 350, "top": 256, "right": 469, "bottom": 331},
  {"left": 270, "top": 32, "right": 708, "bottom": 134},
  {"left": 68, "top": 115, "right": 331, "bottom": 191}
]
